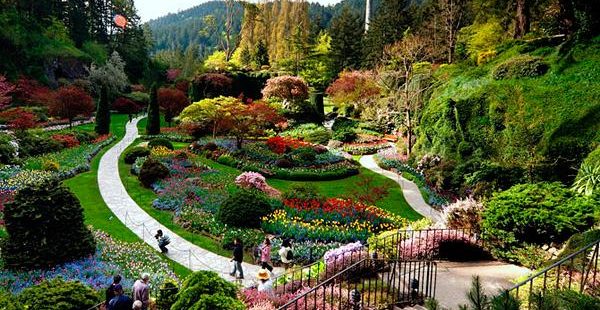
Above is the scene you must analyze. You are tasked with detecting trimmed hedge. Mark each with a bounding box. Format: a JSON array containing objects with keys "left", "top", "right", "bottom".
[
  {"left": 171, "top": 271, "right": 243, "bottom": 310},
  {"left": 217, "top": 189, "right": 271, "bottom": 228}
]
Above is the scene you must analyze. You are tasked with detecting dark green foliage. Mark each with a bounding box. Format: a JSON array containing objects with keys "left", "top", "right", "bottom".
[
  {"left": 138, "top": 158, "right": 170, "bottom": 188},
  {"left": 1, "top": 179, "right": 96, "bottom": 270},
  {"left": 0, "top": 134, "right": 17, "bottom": 164},
  {"left": 253, "top": 40, "right": 270, "bottom": 67},
  {"left": 124, "top": 146, "right": 150, "bottom": 164},
  {"left": 16, "top": 131, "right": 63, "bottom": 158},
  {"left": 530, "top": 289, "right": 600, "bottom": 310},
  {"left": 95, "top": 85, "right": 110, "bottom": 135},
  {"left": 146, "top": 84, "right": 161, "bottom": 135},
  {"left": 227, "top": 71, "right": 272, "bottom": 100},
  {"left": 481, "top": 182, "right": 597, "bottom": 259},
  {"left": 171, "top": 271, "right": 241, "bottom": 310},
  {"left": 0, "top": 291, "right": 23, "bottom": 310},
  {"left": 281, "top": 183, "right": 324, "bottom": 201},
  {"left": 148, "top": 138, "right": 174, "bottom": 150},
  {"left": 310, "top": 92, "right": 325, "bottom": 116},
  {"left": 329, "top": 7, "right": 364, "bottom": 72},
  {"left": 331, "top": 117, "right": 358, "bottom": 132},
  {"left": 292, "top": 147, "right": 317, "bottom": 162},
  {"left": 555, "top": 230, "right": 600, "bottom": 262},
  {"left": 16, "top": 278, "right": 101, "bottom": 310},
  {"left": 492, "top": 55, "right": 549, "bottom": 80},
  {"left": 217, "top": 189, "right": 271, "bottom": 228},
  {"left": 190, "top": 74, "right": 233, "bottom": 101},
  {"left": 156, "top": 279, "right": 179, "bottom": 310},
  {"left": 332, "top": 128, "right": 357, "bottom": 142}
]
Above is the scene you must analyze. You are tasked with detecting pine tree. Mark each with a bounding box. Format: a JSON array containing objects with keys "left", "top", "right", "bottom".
[
  {"left": 95, "top": 85, "right": 110, "bottom": 135},
  {"left": 363, "top": 0, "right": 412, "bottom": 67},
  {"left": 66, "top": 0, "right": 89, "bottom": 47},
  {"left": 330, "top": 7, "right": 364, "bottom": 73},
  {"left": 146, "top": 84, "right": 161, "bottom": 135},
  {"left": 253, "top": 40, "right": 270, "bottom": 67}
]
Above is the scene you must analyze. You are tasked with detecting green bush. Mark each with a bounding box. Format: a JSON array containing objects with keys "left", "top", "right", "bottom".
[
  {"left": 0, "top": 134, "right": 16, "bottom": 164},
  {"left": 156, "top": 279, "right": 179, "bottom": 310},
  {"left": 332, "top": 128, "right": 357, "bottom": 142},
  {"left": 331, "top": 117, "right": 358, "bottom": 132},
  {"left": 492, "top": 55, "right": 549, "bottom": 80},
  {"left": 0, "top": 291, "right": 23, "bottom": 310},
  {"left": 191, "top": 294, "right": 245, "bottom": 310},
  {"left": 17, "top": 279, "right": 100, "bottom": 310},
  {"left": 530, "top": 289, "right": 600, "bottom": 310},
  {"left": 138, "top": 158, "right": 170, "bottom": 187},
  {"left": 281, "top": 183, "right": 324, "bottom": 201},
  {"left": 481, "top": 182, "right": 597, "bottom": 260},
  {"left": 292, "top": 147, "right": 317, "bottom": 162},
  {"left": 281, "top": 123, "right": 331, "bottom": 144},
  {"left": 217, "top": 189, "right": 271, "bottom": 228},
  {"left": 148, "top": 138, "right": 174, "bottom": 150},
  {"left": 124, "top": 146, "right": 150, "bottom": 164},
  {"left": 16, "top": 131, "right": 63, "bottom": 158},
  {"left": 171, "top": 271, "right": 239, "bottom": 310},
  {"left": 71, "top": 130, "right": 97, "bottom": 144},
  {"left": 1, "top": 179, "right": 96, "bottom": 269},
  {"left": 221, "top": 228, "right": 265, "bottom": 249}
]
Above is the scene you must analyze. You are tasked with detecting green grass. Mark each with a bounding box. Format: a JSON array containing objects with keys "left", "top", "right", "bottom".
[
  {"left": 64, "top": 114, "right": 191, "bottom": 277},
  {"left": 136, "top": 116, "right": 169, "bottom": 133},
  {"left": 118, "top": 139, "right": 236, "bottom": 261}
]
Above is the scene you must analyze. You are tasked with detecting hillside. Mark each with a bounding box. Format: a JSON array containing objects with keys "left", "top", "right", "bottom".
[{"left": 414, "top": 37, "right": 600, "bottom": 195}]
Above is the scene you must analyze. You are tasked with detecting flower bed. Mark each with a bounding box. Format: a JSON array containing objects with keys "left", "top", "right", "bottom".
[
  {"left": 374, "top": 150, "right": 448, "bottom": 207},
  {"left": 192, "top": 138, "right": 359, "bottom": 181},
  {"left": 341, "top": 140, "right": 391, "bottom": 155},
  {"left": 0, "top": 230, "right": 177, "bottom": 294},
  {"left": 261, "top": 198, "right": 408, "bottom": 243}
]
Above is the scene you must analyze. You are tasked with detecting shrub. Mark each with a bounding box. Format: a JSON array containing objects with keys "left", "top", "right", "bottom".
[
  {"left": 0, "top": 291, "right": 23, "bottom": 310},
  {"left": 138, "top": 158, "right": 170, "bottom": 188},
  {"left": 292, "top": 147, "right": 317, "bottom": 162},
  {"left": 481, "top": 182, "right": 597, "bottom": 259},
  {"left": 156, "top": 279, "right": 179, "bottom": 310},
  {"left": 331, "top": 117, "right": 358, "bottom": 132},
  {"left": 0, "top": 134, "right": 16, "bottom": 164},
  {"left": 1, "top": 179, "right": 96, "bottom": 269},
  {"left": 492, "top": 55, "right": 549, "bottom": 80},
  {"left": 124, "top": 146, "right": 150, "bottom": 164},
  {"left": 217, "top": 189, "right": 271, "bottom": 228},
  {"left": 16, "top": 131, "right": 63, "bottom": 157},
  {"left": 112, "top": 97, "right": 140, "bottom": 114},
  {"left": 16, "top": 278, "right": 100, "bottom": 310},
  {"left": 191, "top": 73, "right": 233, "bottom": 101},
  {"left": 274, "top": 158, "right": 292, "bottom": 168},
  {"left": 530, "top": 289, "right": 600, "bottom": 309},
  {"left": 148, "top": 138, "right": 174, "bottom": 150},
  {"left": 171, "top": 271, "right": 240, "bottom": 310},
  {"left": 332, "top": 128, "right": 357, "bottom": 142},
  {"left": 281, "top": 183, "right": 324, "bottom": 201},
  {"left": 442, "top": 197, "right": 483, "bottom": 231}
]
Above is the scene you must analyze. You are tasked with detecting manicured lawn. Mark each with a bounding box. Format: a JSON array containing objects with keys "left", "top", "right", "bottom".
[{"left": 64, "top": 114, "right": 191, "bottom": 277}]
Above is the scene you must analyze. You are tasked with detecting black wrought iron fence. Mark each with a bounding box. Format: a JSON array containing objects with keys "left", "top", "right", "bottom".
[
  {"left": 276, "top": 258, "right": 437, "bottom": 310},
  {"left": 498, "top": 237, "right": 600, "bottom": 309}
]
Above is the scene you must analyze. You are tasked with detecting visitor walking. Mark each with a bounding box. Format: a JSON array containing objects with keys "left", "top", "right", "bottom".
[
  {"left": 278, "top": 239, "right": 293, "bottom": 270},
  {"left": 108, "top": 284, "right": 133, "bottom": 310},
  {"left": 132, "top": 273, "right": 150, "bottom": 310},
  {"left": 230, "top": 238, "right": 244, "bottom": 279},
  {"left": 257, "top": 269, "right": 273, "bottom": 295},
  {"left": 260, "top": 237, "right": 273, "bottom": 272},
  {"left": 155, "top": 229, "right": 170, "bottom": 253},
  {"left": 105, "top": 275, "right": 123, "bottom": 306}
]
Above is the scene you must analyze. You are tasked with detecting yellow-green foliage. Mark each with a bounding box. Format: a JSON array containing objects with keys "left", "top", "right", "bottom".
[{"left": 459, "top": 20, "right": 505, "bottom": 61}]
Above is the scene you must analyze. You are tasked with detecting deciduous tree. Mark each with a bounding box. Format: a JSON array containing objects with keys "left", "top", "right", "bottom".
[
  {"left": 158, "top": 87, "right": 189, "bottom": 126},
  {"left": 262, "top": 75, "right": 309, "bottom": 109},
  {"left": 50, "top": 86, "right": 95, "bottom": 128}
]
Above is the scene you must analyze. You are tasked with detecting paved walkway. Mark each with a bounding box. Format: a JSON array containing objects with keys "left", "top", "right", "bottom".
[
  {"left": 359, "top": 155, "right": 443, "bottom": 223},
  {"left": 98, "top": 117, "right": 277, "bottom": 286}
]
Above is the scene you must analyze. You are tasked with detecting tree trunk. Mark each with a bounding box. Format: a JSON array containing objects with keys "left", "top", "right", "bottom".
[
  {"left": 448, "top": 31, "right": 454, "bottom": 63},
  {"left": 406, "top": 109, "right": 412, "bottom": 158},
  {"left": 514, "top": 0, "right": 530, "bottom": 38}
]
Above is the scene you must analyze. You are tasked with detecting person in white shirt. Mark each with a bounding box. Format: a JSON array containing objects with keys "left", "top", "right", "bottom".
[{"left": 278, "top": 239, "right": 293, "bottom": 270}]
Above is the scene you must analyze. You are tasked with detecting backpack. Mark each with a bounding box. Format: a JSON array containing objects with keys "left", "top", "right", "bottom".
[{"left": 286, "top": 248, "right": 294, "bottom": 260}]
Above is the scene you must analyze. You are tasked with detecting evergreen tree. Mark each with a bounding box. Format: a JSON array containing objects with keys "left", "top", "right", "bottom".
[
  {"left": 95, "top": 86, "right": 110, "bottom": 135},
  {"left": 362, "top": 0, "right": 412, "bottom": 67},
  {"left": 66, "top": 0, "right": 89, "bottom": 47},
  {"left": 146, "top": 84, "right": 161, "bottom": 135},
  {"left": 253, "top": 40, "right": 270, "bottom": 67},
  {"left": 88, "top": 0, "right": 109, "bottom": 43},
  {"left": 330, "top": 7, "right": 364, "bottom": 73}
]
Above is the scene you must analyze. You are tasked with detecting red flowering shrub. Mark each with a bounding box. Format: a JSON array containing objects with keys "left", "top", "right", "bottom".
[
  {"left": 0, "top": 108, "right": 38, "bottom": 130},
  {"left": 49, "top": 86, "right": 94, "bottom": 126},
  {"left": 112, "top": 97, "right": 140, "bottom": 114},
  {"left": 92, "top": 134, "right": 111, "bottom": 144},
  {"left": 175, "top": 80, "right": 189, "bottom": 93},
  {"left": 266, "top": 136, "right": 307, "bottom": 154},
  {"left": 51, "top": 134, "right": 80, "bottom": 148},
  {"left": 326, "top": 70, "right": 380, "bottom": 105}
]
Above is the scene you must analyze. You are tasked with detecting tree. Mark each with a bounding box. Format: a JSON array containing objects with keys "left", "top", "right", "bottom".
[
  {"left": 326, "top": 70, "right": 380, "bottom": 117},
  {"left": 146, "top": 84, "right": 161, "bottom": 135},
  {"left": 1, "top": 179, "right": 96, "bottom": 269},
  {"left": 179, "top": 96, "right": 240, "bottom": 139},
  {"left": 158, "top": 87, "right": 189, "bottom": 126},
  {"left": 230, "top": 102, "right": 285, "bottom": 148},
  {"left": 191, "top": 73, "right": 233, "bottom": 101},
  {"left": 95, "top": 86, "right": 110, "bottom": 135},
  {"left": 0, "top": 75, "right": 15, "bottom": 109},
  {"left": 379, "top": 32, "right": 434, "bottom": 157},
  {"left": 363, "top": 0, "right": 412, "bottom": 67},
  {"left": 439, "top": 0, "right": 468, "bottom": 63},
  {"left": 514, "top": 0, "right": 530, "bottom": 38},
  {"left": 299, "top": 32, "right": 335, "bottom": 91},
  {"left": 112, "top": 97, "right": 140, "bottom": 114},
  {"left": 261, "top": 75, "right": 309, "bottom": 109},
  {"left": 0, "top": 107, "right": 38, "bottom": 131},
  {"left": 88, "top": 51, "right": 129, "bottom": 98},
  {"left": 222, "top": 0, "right": 240, "bottom": 61},
  {"left": 329, "top": 7, "right": 364, "bottom": 73},
  {"left": 253, "top": 40, "right": 269, "bottom": 68},
  {"left": 65, "top": 0, "right": 88, "bottom": 47},
  {"left": 49, "top": 86, "right": 94, "bottom": 128}
]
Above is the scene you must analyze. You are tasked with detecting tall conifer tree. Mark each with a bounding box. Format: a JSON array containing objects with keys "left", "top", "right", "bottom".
[{"left": 146, "top": 84, "right": 160, "bottom": 135}]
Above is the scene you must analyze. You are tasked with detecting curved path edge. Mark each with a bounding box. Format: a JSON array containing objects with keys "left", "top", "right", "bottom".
[
  {"left": 97, "top": 117, "right": 271, "bottom": 286},
  {"left": 359, "top": 154, "right": 443, "bottom": 223}
]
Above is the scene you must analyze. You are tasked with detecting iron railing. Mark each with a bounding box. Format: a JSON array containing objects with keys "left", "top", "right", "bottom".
[
  {"left": 501, "top": 237, "right": 600, "bottom": 308},
  {"left": 276, "top": 258, "right": 437, "bottom": 310}
]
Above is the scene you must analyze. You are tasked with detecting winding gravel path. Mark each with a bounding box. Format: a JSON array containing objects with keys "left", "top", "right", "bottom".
[
  {"left": 97, "top": 117, "right": 277, "bottom": 286},
  {"left": 359, "top": 155, "right": 443, "bottom": 223}
]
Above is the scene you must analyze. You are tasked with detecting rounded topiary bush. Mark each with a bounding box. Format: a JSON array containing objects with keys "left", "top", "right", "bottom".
[
  {"left": 217, "top": 189, "right": 271, "bottom": 228},
  {"left": 1, "top": 179, "right": 96, "bottom": 269},
  {"left": 148, "top": 138, "right": 174, "bottom": 150},
  {"left": 331, "top": 117, "right": 358, "bottom": 132},
  {"left": 124, "top": 146, "right": 150, "bottom": 164},
  {"left": 17, "top": 279, "right": 101, "bottom": 310},
  {"left": 492, "top": 55, "right": 548, "bottom": 80},
  {"left": 171, "top": 271, "right": 241, "bottom": 310},
  {"left": 138, "top": 158, "right": 170, "bottom": 187}
]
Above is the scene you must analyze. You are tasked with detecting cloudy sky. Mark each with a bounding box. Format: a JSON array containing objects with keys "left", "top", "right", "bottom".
[{"left": 135, "top": 0, "right": 343, "bottom": 22}]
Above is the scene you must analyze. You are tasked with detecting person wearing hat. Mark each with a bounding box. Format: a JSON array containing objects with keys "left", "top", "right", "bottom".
[
  {"left": 257, "top": 269, "right": 273, "bottom": 295},
  {"left": 108, "top": 284, "right": 133, "bottom": 310}
]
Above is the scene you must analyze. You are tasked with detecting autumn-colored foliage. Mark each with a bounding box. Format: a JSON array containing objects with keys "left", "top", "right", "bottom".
[
  {"left": 166, "top": 69, "right": 182, "bottom": 82},
  {"left": 326, "top": 70, "right": 380, "bottom": 105},
  {"left": 130, "top": 84, "right": 146, "bottom": 92},
  {"left": 14, "top": 77, "right": 55, "bottom": 106},
  {"left": 158, "top": 87, "right": 189, "bottom": 123},
  {"left": 262, "top": 75, "right": 309, "bottom": 104},
  {"left": 49, "top": 86, "right": 95, "bottom": 126},
  {"left": 112, "top": 97, "right": 140, "bottom": 114},
  {"left": 0, "top": 75, "right": 15, "bottom": 109},
  {"left": 51, "top": 134, "right": 80, "bottom": 148},
  {"left": 266, "top": 136, "right": 307, "bottom": 154},
  {"left": 0, "top": 107, "right": 38, "bottom": 130}
]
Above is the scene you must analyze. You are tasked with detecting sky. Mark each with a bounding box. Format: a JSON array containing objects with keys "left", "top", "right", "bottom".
[{"left": 135, "top": 0, "right": 343, "bottom": 22}]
